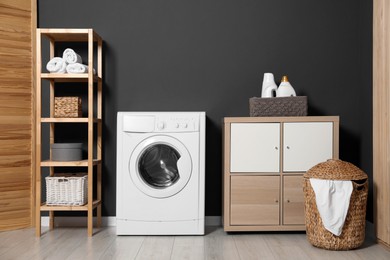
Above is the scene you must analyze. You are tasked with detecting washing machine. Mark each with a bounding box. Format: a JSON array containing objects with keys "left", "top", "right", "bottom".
[{"left": 116, "top": 112, "right": 205, "bottom": 235}]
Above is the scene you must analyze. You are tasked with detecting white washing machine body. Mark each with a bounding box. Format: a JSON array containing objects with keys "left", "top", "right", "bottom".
[{"left": 116, "top": 112, "right": 205, "bottom": 235}]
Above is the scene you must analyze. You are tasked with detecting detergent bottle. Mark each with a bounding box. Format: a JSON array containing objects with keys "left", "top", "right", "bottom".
[
  {"left": 276, "top": 75, "right": 296, "bottom": 97},
  {"left": 261, "top": 73, "right": 278, "bottom": 98}
]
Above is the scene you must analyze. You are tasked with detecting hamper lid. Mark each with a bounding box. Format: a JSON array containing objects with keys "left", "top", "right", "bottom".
[
  {"left": 304, "top": 159, "right": 367, "bottom": 180},
  {"left": 51, "top": 143, "right": 82, "bottom": 149}
]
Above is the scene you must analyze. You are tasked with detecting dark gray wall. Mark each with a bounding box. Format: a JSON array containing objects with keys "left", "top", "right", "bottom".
[{"left": 38, "top": 0, "right": 373, "bottom": 220}]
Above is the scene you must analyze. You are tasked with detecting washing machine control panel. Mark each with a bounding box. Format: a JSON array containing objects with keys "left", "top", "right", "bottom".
[{"left": 155, "top": 116, "right": 198, "bottom": 132}]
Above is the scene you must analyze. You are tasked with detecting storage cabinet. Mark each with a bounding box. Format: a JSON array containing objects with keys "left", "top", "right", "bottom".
[
  {"left": 35, "top": 29, "right": 103, "bottom": 236},
  {"left": 223, "top": 116, "right": 339, "bottom": 232}
]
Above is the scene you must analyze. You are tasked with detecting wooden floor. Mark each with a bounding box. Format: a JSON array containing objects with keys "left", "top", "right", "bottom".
[{"left": 0, "top": 226, "right": 389, "bottom": 260}]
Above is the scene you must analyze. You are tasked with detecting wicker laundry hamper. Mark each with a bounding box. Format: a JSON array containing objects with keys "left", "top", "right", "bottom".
[{"left": 303, "top": 159, "right": 368, "bottom": 250}]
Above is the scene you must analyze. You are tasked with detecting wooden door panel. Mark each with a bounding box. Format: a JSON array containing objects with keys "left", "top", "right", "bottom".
[
  {"left": 283, "top": 175, "right": 305, "bottom": 225},
  {"left": 231, "top": 176, "right": 279, "bottom": 225},
  {"left": 0, "top": 0, "right": 34, "bottom": 231}
]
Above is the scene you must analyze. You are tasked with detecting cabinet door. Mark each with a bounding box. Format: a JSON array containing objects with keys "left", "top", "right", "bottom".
[
  {"left": 283, "top": 176, "right": 305, "bottom": 225},
  {"left": 230, "top": 176, "right": 279, "bottom": 225},
  {"left": 230, "top": 123, "right": 280, "bottom": 172},
  {"left": 283, "top": 122, "right": 333, "bottom": 172}
]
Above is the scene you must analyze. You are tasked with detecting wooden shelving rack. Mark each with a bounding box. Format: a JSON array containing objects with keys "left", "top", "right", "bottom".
[{"left": 35, "top": 29, "right": 103, "bottom": 236}]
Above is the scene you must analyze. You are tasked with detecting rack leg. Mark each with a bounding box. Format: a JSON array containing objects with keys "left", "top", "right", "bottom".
[
  {"left": 88, "top": 208, "right": 93, "bottom": 236},
  {"left": 97, "top": 164, "right": 102, "bottom": 227},
  {"left": 35, "top": 212, "right": 41, "bottom": 236},
  {"left": 49, "top": 211, "right": 54, "bottom": 230}
]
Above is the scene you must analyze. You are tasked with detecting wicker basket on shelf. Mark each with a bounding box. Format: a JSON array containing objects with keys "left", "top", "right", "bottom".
[
  {"left": 46, "top": 173, "right": 88, "bottom": 206},
  {"left": 249, "top": 96, "right": 307, "bottom": 117},
  {"left": 303, "top": 159, "right": 368, "bottom": 250},
  {"left": 54, "top": 97, "right": 82, "bottom": 118}
]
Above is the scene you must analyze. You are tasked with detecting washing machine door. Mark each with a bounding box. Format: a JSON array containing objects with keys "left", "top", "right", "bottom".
[{"left": 129, "top": 135, "right": 192, "bottom": 198}]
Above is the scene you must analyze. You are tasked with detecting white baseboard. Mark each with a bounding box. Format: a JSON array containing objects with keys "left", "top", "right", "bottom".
[
  {"left": 41, "top": 216, "right": 117, "bottom": 227},
  {"left": 41, "top": 216, "right": 222, "bottom": 227},
  {"left": 205, "top": 216, "right": 222, "bottom": 226},
  {"left": 41, "top": 216, "right": 372, "bottom": 236}
]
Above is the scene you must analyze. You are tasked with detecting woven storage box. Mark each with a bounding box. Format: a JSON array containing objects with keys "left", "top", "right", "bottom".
[
  {"left": 303, "top": 159, "right": 368, "bottom": 250},
  {"left": 54, "top": 97, "right": 82, "bottom": 118},
  {"left": 46, "top": 173, "right": 88, "bottom": 206},
  {"left": 249, "top": 96, "right": 307, "bottom": 117}
]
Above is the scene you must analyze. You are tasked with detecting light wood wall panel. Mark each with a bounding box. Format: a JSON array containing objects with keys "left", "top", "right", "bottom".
[
  {"left": 0, "top": 0, "right": 35, "bottom": 230},
  {"left": 373, "top": 0, "right": 390, "bottom": 249}
]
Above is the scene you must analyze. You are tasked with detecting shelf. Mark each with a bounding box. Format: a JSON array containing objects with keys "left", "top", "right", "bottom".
[
  {"left": 41, "top": 118, "right": 101, "bottom": 123},
  {"left": 39, "top": 28, "right": 101, "bottom": 42},
  {"left": 36, "top": 28, "right": 103, "bottom": 237},
  {"left": 41, "top": 73, "right": 100, "bottom": 82},
  {"left": 40, "top": 200, "right": 101, "bottom": 211},
  {"left": 41, "top": 159, "right": 101, "bottom": 167}
]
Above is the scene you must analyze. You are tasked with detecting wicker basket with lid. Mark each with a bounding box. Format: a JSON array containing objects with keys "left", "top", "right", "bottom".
[{"left": 303, "top": 159, "right": 368, "bottom": 250}]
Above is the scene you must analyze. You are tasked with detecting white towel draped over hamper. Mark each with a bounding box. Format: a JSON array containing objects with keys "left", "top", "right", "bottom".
[{"left": 309, "top": 178, "right": 353, "bottom": 236}]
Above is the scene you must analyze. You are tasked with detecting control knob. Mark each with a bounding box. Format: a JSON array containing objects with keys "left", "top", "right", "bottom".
[{"left": 157, "top": 122, "right": 165, "bottom": 130}]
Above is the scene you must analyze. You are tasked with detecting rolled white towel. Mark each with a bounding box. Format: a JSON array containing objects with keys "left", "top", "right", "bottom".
[
  {"left": 46, "top": 57, "right": 67, "bottom": 73},
  {"left": 63, "top": 48, "right": 82, "bottom": 64},
  {"left": 66, "top": 63, "right": 96, "bottom": 74}
]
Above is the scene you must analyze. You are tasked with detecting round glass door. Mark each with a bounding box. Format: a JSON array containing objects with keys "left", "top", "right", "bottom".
[
  {"left": 129, "top": 135, "right": 192, "bottom": 198},
  {"left": 138, "top": 144, "right": 180, "bottom": 188}
]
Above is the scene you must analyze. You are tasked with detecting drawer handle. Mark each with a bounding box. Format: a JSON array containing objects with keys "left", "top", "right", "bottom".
[
  {"left": 275, "top": 199, "right": 279, "bottom": 203},
  {"left": 286, "top": 146, "right": 290, "bottom": 149},
  {"left": 274, "top": 146, "right": 278, "bottom": 150},
  {"left": 287, "top": 199, "right": 290, "bottom": 203}
]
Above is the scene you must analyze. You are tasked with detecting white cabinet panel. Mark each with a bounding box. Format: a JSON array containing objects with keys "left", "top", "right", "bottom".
[
  {"left": 230, "top": 123, "right": 280, "bottom": 172},
  {"left": 283, "top": 122, "right": 333, "bottom": 172}
]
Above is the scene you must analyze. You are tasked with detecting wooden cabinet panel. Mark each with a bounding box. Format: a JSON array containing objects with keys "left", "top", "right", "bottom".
[
  {"left": 0, "top": 0, "right": 35, "bottom": 231},
  {"left": 230, "top": 123, "right": 280, "bottom": 173},
  {"left": 230, "top": 176, "right": 279, "bottom": 225},
  {"left": 283, "top": 175, "right": 305, "bottom": 225},
  {"left": 283, "top": 122, "right": 333, "bottom": 172},
  {"left": 374, "top": 0, "right": 390, "bottom": 248}
]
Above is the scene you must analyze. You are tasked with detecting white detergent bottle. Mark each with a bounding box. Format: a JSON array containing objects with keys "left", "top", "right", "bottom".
[
  {"left": 261, "top": 73, "right": 278, "bottom": 98},
  {"left": 276, "top": 75, "right": 296, "bottom": 97}
]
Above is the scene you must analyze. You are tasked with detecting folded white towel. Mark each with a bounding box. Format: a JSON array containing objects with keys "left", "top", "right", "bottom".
[
  {"left": 66, "top": 63, "right": 95, "bottom": 74},
  {"left": 46, "top": 57, "right": 67, "bottom": 73},
  {"left": 63, "top": 48, "right": 82, "bottom": 64},
  {"left": 310, "top": 178, "right": 353, "bottom": 236}
]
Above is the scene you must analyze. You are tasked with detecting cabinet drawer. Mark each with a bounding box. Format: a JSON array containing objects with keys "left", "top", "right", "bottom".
[{"left": 230, "top": 175, "right": 279, "bottom": 225}]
